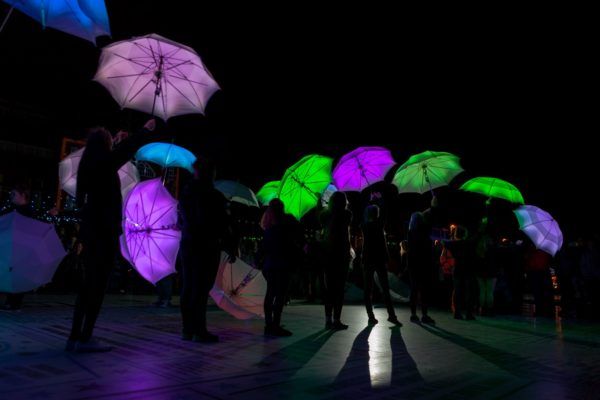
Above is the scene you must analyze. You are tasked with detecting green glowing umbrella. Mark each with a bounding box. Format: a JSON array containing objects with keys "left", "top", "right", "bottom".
[
  {"left": 256, "top": 180, "right": 280, "bottom": 206},
  {"left": 460, "top": 177, "right": 524, "bottom": 204},
  {"left": 392, "top": 151, "right": 463, "bottom": 194},
  {"left": 278, "top": 155, "right": 333, "bottom": 220}
]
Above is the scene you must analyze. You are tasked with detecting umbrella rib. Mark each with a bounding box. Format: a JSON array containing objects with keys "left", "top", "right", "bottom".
[
  {"left": 164, "top": 78, "right": 197, "bottom": 107},
  {"left": 127, "top": 77, "right": 156, "bottom": 104},
  {"left": 132, "top": 41, "right": 155, "bottom": 58},
  {"left": 111, "top": 53, "right": 156, "bottom": 69},
  {"left": 168, "top": 64, "right": 208, "bottom": 107},
  {"left": 107, "top": 72, "right": 154, "bottom": 79}
]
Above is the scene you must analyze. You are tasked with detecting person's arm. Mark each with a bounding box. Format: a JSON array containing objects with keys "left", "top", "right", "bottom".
[{"left": 110, "top": 119, "right": 164, "bottom": 169}]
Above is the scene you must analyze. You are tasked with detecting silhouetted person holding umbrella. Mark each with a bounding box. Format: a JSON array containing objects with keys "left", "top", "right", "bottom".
[
  {"left": 259, "top": 198, "right": 303, "bottom": 337},
  {"left": 407, "top": 211, "right": 436, "bottom": 324},
  {"left": 68, "top": 118, "right": 159, "bottom": 352},
  {"left": 320, "top": 191, "right": 352, "bottom": 330},
  {"left": 179, "top": 157, "right": 238, "bottom": 343},
  {"left": 361, "top": 204, "right": 401, "bottom": 326}
]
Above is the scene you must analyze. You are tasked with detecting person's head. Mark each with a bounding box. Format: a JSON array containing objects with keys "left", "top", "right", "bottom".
[
  {"left": 193, "top": 157, "right": 216, "bottom": 185},
  {"left": 86, "top": 126, "right": 113, "bottom": 153},
  {"left": 328, "top": 191, "right": 347, "bottom": 213},
  {"left": 409, "top": 211, "right": 424, "bottom": 231},
  {"left": 453, "top": 225, "right": 469, "bottom": 240},
  {"left": 260, "top": 198, "right": 285, "bottom": 230},
  {"left": 364, "top": 204, "right": 379, "bottom": 223},
  {"left": 9, "top": 184, "right": 30, "bottom": 206}
]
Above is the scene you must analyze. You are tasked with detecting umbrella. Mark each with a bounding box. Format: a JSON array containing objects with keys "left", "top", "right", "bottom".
[
  {"left": 320, "top": 184, "right": 337, "bottom": 207},
  {"left": 1, "top": 0, "right": 110, "bottom": 43},
  {"left": 514, "top": 205, "right": 563, "bottom": 256},
  {"left": 210, "top": 252, "right": 266, "bottom": 319},
  {"left": 461, "top": 177, "right": 524, "bottom": 204},
  {"left": 374, "top": 272, "right": 410, "bottom": 303},
  {"left": 58, "top": 146, "right": 139, "bottom": 199},
  {"left": 0, "top": 211, "right": 66, "bottom": 293},
  {"left": 256, "top": 180, "right": 280, "bottom": 206},
  {"left": 215, "top": 180, "right": 259, "bottom": 207},
  {"left": 392, "top": 151, "right": 463, "bottom": 194},
  {"left": 135, "top": 142, "right": 196, "bottom": 173},
  {"left": 278, "top": 154, "right": 333, "bottom": 220},
  {"left": 120, "top": 178, "right": 181, "bottom": 285},
  {"left": 94, "top": 33, "right": 220, "bottom": 121},
  {"left": 333, "top": 146, "right": 395, "bottom": 192}
]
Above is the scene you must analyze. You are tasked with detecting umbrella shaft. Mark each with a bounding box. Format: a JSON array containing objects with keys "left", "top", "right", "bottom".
[{"left": 0, "top": 7, "right": 14, "bottom": 33}]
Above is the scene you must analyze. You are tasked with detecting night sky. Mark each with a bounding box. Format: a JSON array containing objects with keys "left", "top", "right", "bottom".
[{"left": 0, "top": 2, "right": 595, "bottom": 237}]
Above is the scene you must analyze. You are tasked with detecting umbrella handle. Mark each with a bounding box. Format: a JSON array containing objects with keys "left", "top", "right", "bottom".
[{"left": 0, "top": 6, "right": 14, "bottom": 33}]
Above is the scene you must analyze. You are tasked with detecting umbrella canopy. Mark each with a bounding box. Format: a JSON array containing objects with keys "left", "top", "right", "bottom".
[
  {"left": 514, "top": 205, "right": 563, "bottom": 256},
  {"left": 58, "top": 146, "right": 139, "bottom": 199},
  {"left": 135, "top": 142, "right": 196, "bottom": 173},
  {"left": 0, "top": 211, "right": 66, "bottom": 293},
  {"left": 461, "top": 177, "right": 525, "bottom": 204},
  {"left": 210, "top": 252, "right": 266, "bottom": 319},
  {"left": 215, "top": 180, "right": 259, "bottom": 207},
  {"left": 120, "top": 178, "right": 180, "bottom": 285},
  {"left": 94, "top": 33, "right": 220, "bottom": 121},
  {"left": 333, "top": 146, "right": 395, "bottom": 192},
  {"left": 256, "top": 180, "right": 280, "bottom": 206},
  {"left": 393, "top": 151, "right": 463, "bottom": 194},
  {"left": 278, "top": 154, "right": 333, "bottom": 220},
  {"left": 2, "top": 0, "right": 110, "bottom": 43}
]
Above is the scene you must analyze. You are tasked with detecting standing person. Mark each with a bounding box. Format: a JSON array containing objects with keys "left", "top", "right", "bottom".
[
  {"left": 259, "top": 198, "right": 302, "bottom": 337},
  {"left": 406, "top": 212, "right": 436, "bottom": 324},
  {"left": 444, "top": 225, "right": 477, "bottom": 320},
  {"left": 475, "top": 224, "right": 497, "bottom": 316},
  {"left": 67, "top": 119, "right": 158, "bottom": 352},
  {"left": 179, "top": 157, "right": 238, "bottom": 343},
  {"left": 320, "top": 191, "right": 352, "bottom": 330},
  {"left": 361, "top": 204, "right": 401, "bottom": 325}
]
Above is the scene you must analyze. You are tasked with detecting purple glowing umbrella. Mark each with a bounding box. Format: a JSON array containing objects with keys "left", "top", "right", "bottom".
[
  {"left": 0, "top": 211, "right": 66, "bottom": 293},
  {"left": 333, "top": 147, "right": 395, "bottom": 192},
  {"left": 120, "top": 178, "right": 181, "bottom": 285},
  {"left": 514, "top": 205, "right": 563, "bottom": 257}
]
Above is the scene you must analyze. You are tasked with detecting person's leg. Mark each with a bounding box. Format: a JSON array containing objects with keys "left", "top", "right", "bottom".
[
  {"left": 272, "top": 270, "right": 291, "bottom": 327},
  {"left": 333, "top": 261, "right": 348, "bottom": 326},
  {"left": 69, "top": 248, "right": 92, "bottom": 341},
  {"left": 375, "top": 266, "right": 397, "bottom": 320},
  {"left": 195, "top": 249, "right": 221, "bottom": 340},
  {"left": 323, "top": 266, "right": 334, "bottom": 325},
  {"left": 80, "top": 251, "right": 114, "bottom": 342},
  {"left": 409, "top": 270, "right": 418, "bottom": 317},
  {"left": 453, "top": 275, "right": 464, "bottom": 317},
  {"left": 263, "top": 269, "right": 275, "bottom": 327},
  {"left": 180, "top": 246, "right": 195, "bottom": 337},
  {"left": 363, "top": 266, "right": 375, "bottom": 319}
]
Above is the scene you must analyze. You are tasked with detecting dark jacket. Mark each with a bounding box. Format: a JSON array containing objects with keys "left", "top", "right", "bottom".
[
  {"left": 76, "top": 128, "right": 158, "bottom": 244},
  {"left": 320, "top": 209, "right": 352, "bottom": 261},
  {"left": 261, "top": 214, "right": 303, "bottom": 271},
  {"left": 361, "top": 219, "right": 388, "bottom": 266},
  {"left": 179, "top": 180, "right": 235, "bottom": 252}
]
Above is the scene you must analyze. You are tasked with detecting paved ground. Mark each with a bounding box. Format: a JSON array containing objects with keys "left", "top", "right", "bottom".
[{"left": 0, "top": 294, "right": 599, "bottom": 399}]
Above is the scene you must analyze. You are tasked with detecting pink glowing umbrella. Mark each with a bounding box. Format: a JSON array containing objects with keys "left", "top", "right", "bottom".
[
  {"left": 333, "top": 147, "right": 395, "bottom": 192},
  {"left": 120, "top": 178, "right": 181, "bottom": 285},
  {"left": 94, "top": 33, "right": 220, "bottom": 121},
  {"left": 210, "top": 252, "right": 266, "bottom": 319}
]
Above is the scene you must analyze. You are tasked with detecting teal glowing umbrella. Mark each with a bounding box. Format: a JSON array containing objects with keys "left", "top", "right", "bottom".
[
  {"left": 278, "top": 155, "right": 333, "bottom": 220},
  {"left": 461, "top": 177, "right": 524, "bottom": 205},
  {"left": 135, "top": 142, "right": 196, "bottom": 173},
  {"left": 215, "top": 180, "right": 259, "bottom": 207},
  {"left": 392, "top": 151, "right": 463, "bottom": 194},
  {"left": 256, "top": 180, "right": 280, "bottom": 206}
]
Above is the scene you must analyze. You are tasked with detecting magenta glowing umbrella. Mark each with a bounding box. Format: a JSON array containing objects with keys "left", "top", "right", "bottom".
[
  {"left": 120, "top": 178, "right": 181, "bottom": 285},
  {"left": 514, "top": 205, "right": 563, "bottom": 257},
  {"left": 94, "top": 33, "right": 220, "bottom": 121},
  {"left": 210, "top": 252, "right": 266, "bottom": 319},
  {"left": 333, "top": 146, "right": 395, "bottom": 192}
]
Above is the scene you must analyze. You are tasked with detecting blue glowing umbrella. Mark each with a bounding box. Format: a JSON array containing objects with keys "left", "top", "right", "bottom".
[
  {"left": 135, "top": 142, "right": 196, "bottom": 173},
  {"left": 2, "top": 0, "right": 110, "bottom": 43}
]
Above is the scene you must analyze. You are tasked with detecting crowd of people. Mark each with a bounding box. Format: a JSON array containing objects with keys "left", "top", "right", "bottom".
[{"left": 2, "top": 120, "right": 600, "bottom": 353}]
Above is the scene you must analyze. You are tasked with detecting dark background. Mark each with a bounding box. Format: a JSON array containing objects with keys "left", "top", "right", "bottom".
[{"left": 0, "top": 2, "right": 596, "bottom": 238}]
